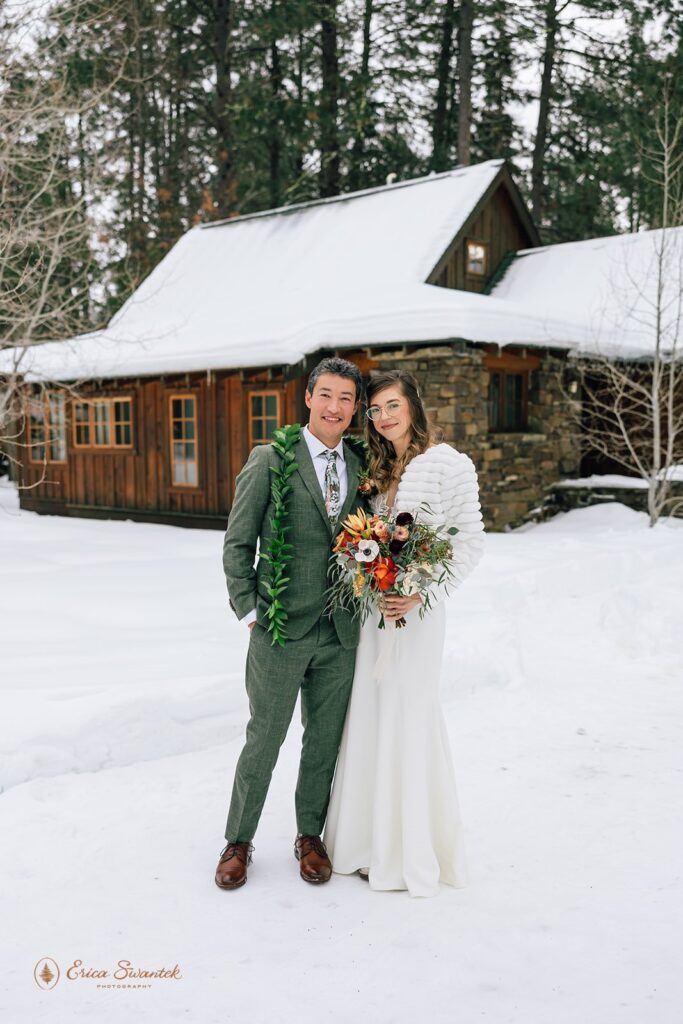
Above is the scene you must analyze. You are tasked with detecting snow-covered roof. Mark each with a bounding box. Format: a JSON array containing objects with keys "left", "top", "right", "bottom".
[
  {"left": 491, "top": 227, "right": 683, "bottom": 359},
  {"left": 4, "top": 159, "right": 582, "bottom": 383},
  {"left": 5, "top": 160, "right": 680, "bottom": 383}
]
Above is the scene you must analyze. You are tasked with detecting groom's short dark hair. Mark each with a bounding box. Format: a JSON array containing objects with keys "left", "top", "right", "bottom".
[{"left": 307, "top": 357, "right": 363, "bottom": 402}]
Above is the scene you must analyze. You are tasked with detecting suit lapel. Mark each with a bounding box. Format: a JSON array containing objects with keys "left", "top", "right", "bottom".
[{"left": 295, "top": 435, "right": 333, "bottom": 533}]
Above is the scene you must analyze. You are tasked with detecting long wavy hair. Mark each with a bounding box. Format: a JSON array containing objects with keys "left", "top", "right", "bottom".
[{"left": 365, "top": 370, "right": 440, "bottom": 492}]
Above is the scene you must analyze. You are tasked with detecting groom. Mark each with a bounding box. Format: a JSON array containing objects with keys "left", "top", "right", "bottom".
[{"left": 215, "top": 356, "right": 366, "bottom": 889}]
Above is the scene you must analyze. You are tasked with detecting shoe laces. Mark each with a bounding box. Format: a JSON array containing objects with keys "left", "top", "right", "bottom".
[
  {"left": 220, "top": 842, "right": 254, "bottom": 865},
  {"left": 296, "top": 834, "right": 328, "bottom": 859}
]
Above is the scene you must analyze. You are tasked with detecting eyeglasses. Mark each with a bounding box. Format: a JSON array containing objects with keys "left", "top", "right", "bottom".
[{"left": 366, "top": 399, "right": 403, "bottom": 421}]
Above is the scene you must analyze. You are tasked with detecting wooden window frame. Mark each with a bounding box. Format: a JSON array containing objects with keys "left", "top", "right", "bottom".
[
  {"left": 465, "top": 238, "right": 489, "bottom": 278},
  {"left": 487, "top": 369, "right": 529, "bottom": 432},
  {"left": 248, "top": 389, "right": 282, "bottom": 448},
  {"left": 28, "top": 389, "right": 67, "bottom": 464},
  {"left": 112, "top": 397, "right": 134, "bottom": 447},
  {"left": 72, "top": 396, "right": 134, "bottom": 450},
  {"left": 484, "top": 350, "right": 540, "bottom": 434},
  {"left": 168, "top": 392, "right": 200, "bottom": 489}
]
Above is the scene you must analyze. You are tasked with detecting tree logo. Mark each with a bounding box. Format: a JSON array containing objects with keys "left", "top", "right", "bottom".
[{"left": 34, "top": 957, "right": 60, "bottom": 989}]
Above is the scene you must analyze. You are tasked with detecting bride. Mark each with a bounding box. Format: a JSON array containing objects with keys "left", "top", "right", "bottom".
[{"left": 324, "top": 369, "right": 485, "bottom": 897}]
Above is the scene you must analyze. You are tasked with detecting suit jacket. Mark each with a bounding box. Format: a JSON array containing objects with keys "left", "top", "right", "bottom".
[{"left": 223, "top": 432, "right": 366, "bottom": 649}]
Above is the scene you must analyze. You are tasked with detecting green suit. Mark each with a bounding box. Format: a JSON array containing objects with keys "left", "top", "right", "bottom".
[{"left": 222, "top": 431, "right": 365, "bottom": 842}]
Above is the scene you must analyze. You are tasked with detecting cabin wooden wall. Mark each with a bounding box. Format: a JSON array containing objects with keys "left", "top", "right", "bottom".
[
  {"left": 17, "top": 367, "right": 306, "bottom": 525},
  {"left": 428, "top": 184, "right": 534, "bottom": 293}
]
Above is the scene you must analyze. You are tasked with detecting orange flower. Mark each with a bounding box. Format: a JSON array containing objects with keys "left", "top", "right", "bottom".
[
  {"left": 333, "top": 530, "right": 353, "bottom": 553},
  {"left": 371, "top": 558, "right": 398, "bottom": 592},
  {"left": 342, "top": 508, "right": 370, "bottom": 539}
]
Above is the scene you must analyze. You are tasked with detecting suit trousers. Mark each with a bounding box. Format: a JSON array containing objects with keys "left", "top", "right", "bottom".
[{"left": 225, "top": 615, "right": 357, "bottom": 843}]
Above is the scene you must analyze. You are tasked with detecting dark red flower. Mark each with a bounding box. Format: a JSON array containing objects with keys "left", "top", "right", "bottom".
[{"left": 395, "top": 512, "right": 413, "bottom": 526}]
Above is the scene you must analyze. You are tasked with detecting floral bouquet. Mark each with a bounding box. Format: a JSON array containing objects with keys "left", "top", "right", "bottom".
[{"left": 326, "top": 506, "right": 458, "bottom": 629}]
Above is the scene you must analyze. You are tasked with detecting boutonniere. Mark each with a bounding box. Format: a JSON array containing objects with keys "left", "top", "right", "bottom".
[
  {"left": 341, "top": 434, "right": 374, "bottom": 495},
  {"left": 357, "top": 467, "right": 378, "bottom": 497}
]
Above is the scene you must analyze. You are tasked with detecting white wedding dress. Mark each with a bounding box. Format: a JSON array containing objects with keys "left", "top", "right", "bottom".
[{"left": 324, "top": 444, "right": 485, "bottom": 898}]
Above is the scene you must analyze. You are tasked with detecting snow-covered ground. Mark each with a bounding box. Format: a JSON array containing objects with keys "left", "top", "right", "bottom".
[{"left": 1, "top": 478, "right": 682, "bottom": 1023}]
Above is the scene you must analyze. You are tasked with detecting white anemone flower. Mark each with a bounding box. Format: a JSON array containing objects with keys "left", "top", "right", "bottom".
[{"left": 355, "top": 539, "right": 380, "bottom": 562}]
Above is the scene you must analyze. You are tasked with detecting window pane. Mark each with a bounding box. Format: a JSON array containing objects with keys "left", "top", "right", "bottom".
[
  {"left": 94, "top": 402, "right": 110, "bottom": 444},
  {"left": 115, "top": 423, "right": 132, "bottom": 446},
  {"left": 173, "top": 442, "right": 184, "bottom": 461},
  {"left": 185, "top": 420, "right": 195, "bottom": 440},
  {"left": 29, "top": 397, "right": 46, "bottom": 461},
  {"left": 252, "top": 419, "right": 263, "bottom": 440},
  {"left": 50, "top": 435, "right": 66, "bottom": 461},
  {"left": 504, "top": 375, "right": 514, "bottom": 429},
  {"left": 265, "top": 395, "right": 277, "bottom": 417},
  {"left": 251, "top": 395, "right": 263, "bottom": 417},
  {"left": 115, "top": 400, "right": 131, "bottom": 424},
  {"left": 467, "top": 241, "right": 487, "bottom": 275},
  {"left": 488, "top": 373, "right": 501, "bottom": 430},
  {"left": 48, "top": 393, "right": 65, "bottom": 424},
  {"left": 186, "top": 461, "right": 197, "bottom": 485},
  {"left": 173, "top": 460, "right": 186, "bottom": 485},
  {"left": 513, "top": 375, "right": 523, "bottom": 428},
  {"left": 185, "top": 442, "right": 195, "bottom": 461},
  {"left": 47, "top": 393, "right": 66, "bottom": 460},
  {"left": 172, "top": 398, "right": 183, "bottom": 419},
  {"left": 183, "top": 398, "right": 194, "bottom": 419},
  {"left": 74, "top": 403, "right": 90, "bottom": 445},
  {"left": 172, "top": 420, "right": 183, "bottom": 440}
]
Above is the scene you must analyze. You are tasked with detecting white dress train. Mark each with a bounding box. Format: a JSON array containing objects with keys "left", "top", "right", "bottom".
[{"left": 324, "top": 444, "right": 485, "bottom": 898}]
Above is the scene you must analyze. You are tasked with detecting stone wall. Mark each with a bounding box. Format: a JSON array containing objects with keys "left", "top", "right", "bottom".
[{"left": 374, "top": 342, "right": 581, "bottom": 530}]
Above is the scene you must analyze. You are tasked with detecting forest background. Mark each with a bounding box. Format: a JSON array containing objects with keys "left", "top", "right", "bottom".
[{"left": 1, "top": 0, "right": 681, "bottom": 349}]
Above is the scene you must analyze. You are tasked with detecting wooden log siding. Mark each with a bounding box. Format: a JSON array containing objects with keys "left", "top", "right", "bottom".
[{"left": 16, "top": 366, "right": 308, "bottom": 526}]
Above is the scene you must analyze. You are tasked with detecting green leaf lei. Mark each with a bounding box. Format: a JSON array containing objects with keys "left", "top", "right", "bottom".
[
  {"left": 261, "top": 426, "right": 369, "bottom": 647},
  {"left": 260, "top": 422, "right": 301, "bottom": 647}
]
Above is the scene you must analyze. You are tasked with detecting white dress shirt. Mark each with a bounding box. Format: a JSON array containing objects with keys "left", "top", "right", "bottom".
[{"left": 241, "top": 425, "right": 348, "bottom": 626}]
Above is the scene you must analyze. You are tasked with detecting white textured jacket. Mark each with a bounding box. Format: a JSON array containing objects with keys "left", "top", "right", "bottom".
[{"left": 394, "top": 443, "right": 485, "bottom": 587}]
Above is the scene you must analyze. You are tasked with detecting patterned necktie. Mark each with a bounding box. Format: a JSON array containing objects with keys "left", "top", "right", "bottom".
[{"left": 323, "top": 450, "right": 340, "bottom": 521}]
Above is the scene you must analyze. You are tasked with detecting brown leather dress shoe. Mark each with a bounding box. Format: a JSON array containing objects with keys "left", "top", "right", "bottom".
[
  {"left": 215, "top": 842, "right": 254, "bottom": 890},
  {"left": 294, "top": 834, "right": 332, "bottom": 884}
]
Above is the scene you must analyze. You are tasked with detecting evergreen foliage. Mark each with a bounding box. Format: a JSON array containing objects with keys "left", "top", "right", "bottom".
[{"left": 1, "top": 0, "right": 680, "bottom": 338}]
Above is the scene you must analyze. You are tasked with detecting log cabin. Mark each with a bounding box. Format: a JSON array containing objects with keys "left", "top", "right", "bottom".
[{"left": 6, "top": 159, "right": 681, "bottom": 529}]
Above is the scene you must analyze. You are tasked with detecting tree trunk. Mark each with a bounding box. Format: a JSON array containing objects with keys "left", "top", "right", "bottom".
[
  {"left": 213, "top": 0, "right": 237, "bottom": 218},
  {"left": 319, "top": 0, "right": 340, "bottom": 197},
  {"left": 531, "top": 0, "right": 558, "bottom": 225},
  {"left": 294, "top": 28, "right": 306, "bottom": 180},
  {"left": 347, "top": 0, "right": 373, "bottom": 191},
  {"left": 457, "top": 0, "right": 474, "bottom": 166},
  {"left": 269, "top": 2, "right": 283, "bottom": 209},
  {"left": 431, "top": 0, "right": 455, "bottom": 171}
]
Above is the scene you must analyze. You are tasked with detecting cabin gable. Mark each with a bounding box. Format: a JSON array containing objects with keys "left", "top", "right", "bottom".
[{"left": 427, "top": 167, "right": 540, "bottom": 294}]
